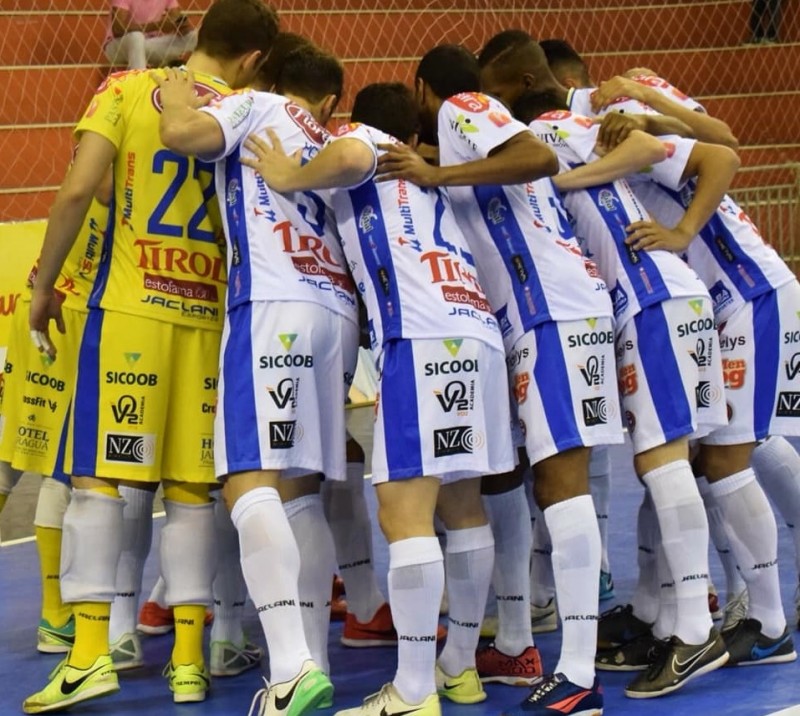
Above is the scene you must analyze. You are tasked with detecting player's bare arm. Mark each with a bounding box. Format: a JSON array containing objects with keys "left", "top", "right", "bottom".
[
  {"left": 155, "top": 67, "right": 225, "bottom": 157},
  {"left": 627, "top": 141, "right": 740, "bottom": 252},
  {"left": 594, "top": 75, "right": 739, "bottom": 150},
  {"left": 30, "top": 131, "right": 115, "bottom": 358},
  {"left": 376, "top": 130, "right": 558, "bottom": 186},
  {"left": 553, "top": 129, "right": 668, "bottom": 191},
  {"left": 241, "top": 130, "right": 375, "bottom": 192},
  {"left": 597, "top": 111, "right": 693, "bottom": 149},
  {"left": 110, "top": 6, "right": 171, "bottom": 37}
]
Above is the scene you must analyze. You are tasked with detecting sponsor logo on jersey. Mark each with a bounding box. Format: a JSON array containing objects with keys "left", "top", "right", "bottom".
[
  {"left": 285, "top": 102, "right": 328, "bottom": 144},
  {"left": 16, "top": 425, "right": 50, "bottom": 456},
  {"left": 777, "top": 392, "right": 800, "bottom": 417},
  {"left": 433, "top": 426, "right": 482, "bottom": 457},
  {"left": 625, "top": 409, "right": 636, "bottom": 433},
  {"left": 690, "top": 337, "right": 713, "bottom": 367},
  {"left": 449, "top": 93, "right": 490, "bottom": 113},
  {"left": 151, "top": 80, "right": 223, "bottom": 113},
  {"left": 719, "top": 333, "right": 746, "bottom": 352},
  {"left": 269, "top": 420, "right": 303, "bottom": 449},
  {"left": 611, "top": 281, "right": 629, "bottom": 316},
  {"left": 268, "top": 377, "right": 299, "bottom": 410},
  {"left": 567, "top": 330, "right": 614, "bottom": 348},
  {"left": 424, "top": 358, "right": 478, "bottom": 376},
  {"left": 723, "top": 358, "right": 747, "bottom": 390},
  {"left": 579, "top": 355, "right": 605, "bottom": 387},
  {"left": 359, "top": 206, "right": 378, "bottom": 234},
  {"left": 434, "top": 380, "right": 474, "bottom": 414},
  {"left": 696, "top": 381, "right": 712, "bottom": 408},
  {"left": 506, "top": 346, "right": 529, "bottom": 370},
  {"left": 676, "top": 317, "right": 714, "bottom": 338},
  {"left": 106, "top": 371, "right": 158, "bottom": 386},
  {"left": 105, "top": 433, "right": 156, "bottom": 465},
  {"left": 513, "top": 373, "right": 530, "bottom": 404},
  {"left": 786, "top": 353, "right": 800, "bottom": 381},
  {"left": 582, "top": 397, "right": 607, "bottom": 426},
  {"left": 25, "top": 371, "right": 66, "bottom": 392},
  {"left": 488, "top": 110, "right": 512, "bottom": 127},
  {"left": 111, "top": 394, "right": 144, "bottom": 425},
  {"left": 786, "top": 330, "right": 800, "bottom": 345},
  {"left": 0, "top": 292, "right": 20, "bottom": 316},
  {"left": 619, "top": 364, "right": 638, "bottom": 396}
]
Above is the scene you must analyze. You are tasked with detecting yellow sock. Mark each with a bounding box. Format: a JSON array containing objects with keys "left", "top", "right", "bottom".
[
  {"left": 0, "top": 493, "right": 7, "bottom": 512},
  {"left": 172, "top": 605, "right": 207, "bottom": 667},
  {"left": 162, "top": 481, "right": 211, "bottom": 505},
  {"left": 70, "top": 602, "right": 110, "bottom": 669},
  {"left": 35, "top": 526, "right": 72, "bottom": 627}
]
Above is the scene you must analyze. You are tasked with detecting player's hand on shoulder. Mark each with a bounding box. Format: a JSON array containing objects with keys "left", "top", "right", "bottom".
[
  {"left": 592, "top": 76, "right": 646, "bottom": 112},
  {"left": 595, "top": 111, "right": 645, "bottom": 150},
  {"left": 241, "top": 129, "right": 302, "bottom": 192},
  {"left": 152, "top": 67, "right": 210, "bottom": 110},
  {"left": 625, "top": 219, "right": 693, "bottom": 253},
  {"left": 375, "top": 142, "right": 438, "bottom": 186}
]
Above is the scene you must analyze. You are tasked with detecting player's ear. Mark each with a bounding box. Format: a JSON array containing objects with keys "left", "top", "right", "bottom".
[
  {"left": 414, "top": 77, "right": 425, "bottom": 104},
  {"left": 240, "top": 49, "right": 264, "bottom": 84},
  {"left": 408, "top": 132, "right": 419, "bottom": 150},
  {"left": 522, "top": 72, "right": 536, "bottom": 90},
  {"left": 562, "top": 75, "right": 580, "bottom": 90}
]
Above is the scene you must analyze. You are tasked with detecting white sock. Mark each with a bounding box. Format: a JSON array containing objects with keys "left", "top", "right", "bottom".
[
  {"left": 752, "top": 436, "right": 800, "bottom": 578},
  {"left": 484, "top": 486, "right": 534, "bottom": 655},
  {"left": 589, "top": 448, "right": 612, "bottom": 574},
  {"left": 211, "top": 498, "right": 247, "bottom": 646},
  {"left": 389, "top": 537, "right": 444, "bottom": 705},
  {"left": 530, "top": 500, "right": 555, "bottom": 607},
  {"left": 231, "top": 486, "right": 311, "bottom": 683},
  {"left": 438, "top": 524, "right": 494, "bottom": 677},
  {"left": 286, "top": 493, "right": 336, "bottom": 674},
  {"left": 109, "top": 486, "right": 154, "bottom": 642},
  {"left": 545, "top": 495, "right": 600, "bottom": 690},
  {"left": 708, "top": 469, "right": 785, "bottom": 638},
  {"left": 652, "top": 543, "right": 677, "bottom": 640},
  {"left": 697, "top": 476, "right": 745, "bottom": 601},
  {"left": 630, "top": 493, "right": 660, "bottom": 624},
  {"left": 322, "top": 462, "right": 385, "bottom": 622},
  {"left": 643, "top": 461, "right": 713, "bottom": 645},
  {"left": 161, "top": 500, "right": 216, "bottom": 607}
]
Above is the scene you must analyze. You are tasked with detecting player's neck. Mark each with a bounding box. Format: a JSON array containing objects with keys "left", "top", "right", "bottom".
[
  {"left": 283, "top": 93, "right": 321, "bottom": 124},
  {"left": 185, "top": 52, "right": 231, "bottom": 86}
]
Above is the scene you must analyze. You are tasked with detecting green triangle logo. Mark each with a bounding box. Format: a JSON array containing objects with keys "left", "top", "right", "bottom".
[
  {"left": 443, "top": 339, "right": 463, "bottom": 357},
  {"left": 124, "top": 352, "right": 141, "bottom": 366},
  {"left": 688, "top": 299, "right": 704, "bottom": 316},
  {"left": 585, "top": 317, "right": 597, "bottom": 329},
  {"left": 279, "top": 334, "right": 297, "bottom": 351},
  {"left": 39, "top": 353, "right": 54, "bottom": 368}
]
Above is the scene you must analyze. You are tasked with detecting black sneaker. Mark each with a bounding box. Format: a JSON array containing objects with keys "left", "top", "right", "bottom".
[
  {"left": 723, "top": 618, "right": 797, "bottom": 666},
  {"left": 597, "top": 604, "right": 652, "bottom": 650},
  {"left": 624, "top": 629, "right": 728, "bottom": 699},
  {"left": 596, "top": 632, "right": 666, "bottom": 672}
]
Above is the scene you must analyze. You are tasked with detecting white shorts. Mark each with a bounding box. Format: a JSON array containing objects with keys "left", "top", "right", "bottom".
[
  {"left": 508, "top": 318, "right": 624, "bottom": 465},
  {"left": 616, "top": 296, "right": 727, "bottom": 455},
  {"left": 371, "top": 338, "right": 515, "bottom": 484},
  {"left": 214, "top": 301, "right": 358, "bottom": 481},
  {"left": 703, "top": 281, "right": 800, "bottom": 445}
]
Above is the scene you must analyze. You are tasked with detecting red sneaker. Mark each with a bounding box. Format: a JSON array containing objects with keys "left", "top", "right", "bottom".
[
  {"left": 331, "top": 576, "right": 348, "bottom": 622},
  {"left": 341, "top": 603, "right": 447, "bottom": 647},
  {"left": 475, "top": 643, "right": 543, "bottom": 685},
  {"left": 137, "top": 602, "right": 213, "bottom": 635}
]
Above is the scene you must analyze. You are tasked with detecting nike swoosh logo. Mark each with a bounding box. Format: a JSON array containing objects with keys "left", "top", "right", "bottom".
[
  {"left": 274, "top": 678, "right": 302, "bottom": 711},
  {"left": 752, "top": 635, "right": 790, "bottom": 660},
  {"left": 672, "top": 641, "right": 716, "bottom": 676},
  {"left": 380, "top": 706, "right": 423, "bottom": 716},
  {"left": 60, "top": 663, "right": 109, "bottom": 696}
]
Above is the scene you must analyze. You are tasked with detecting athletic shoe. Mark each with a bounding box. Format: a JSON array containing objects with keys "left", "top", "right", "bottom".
[
  {"left": 22, "top": 654, "right": 119, "bottom": 713},
  {"left": 341, "top": 603, "right": 446, "bottom": 647},
  {"left": 531, "top": 599, "right": 558, "bottom": 634},
  {"left": 476, "top": 643, "right": 543, "bottom": 685},
  {"left": 624, "top": 629, "right": 729, "bottom": 698},
  {"left": 248, "top": 661, "right": 334, "bottom": 716},
  {"left": 435, "top": 664, "right": 486, "bottom": 704},
  {"left": 210, "top": 639, "right": 263, "bottom": 677},
  {"left": 595, "top": 632, "right": 665, "bottom": 672},
  {"left": 501, "top": 673, "right": 603, "bottom": 716},
  {"left": 331, "top": 575, "right": 347, "bottom": 622},
  {"left": 36, "top": 616, "right": 75, "bottom": 654},
  {"left": 599, "top": 571, "right": 615, "bottom": 602},
  {"left": 333, "top": 683, "right": 440, "bottom": 716},
  {"left": 722, "top": 618, "right": 797, "bottom": 666},
  {"left": 163, "top": 662, "right": 210, "bottom": 703},
  {"left": 596, "top": 604, "right": 652, "bottom": 650},
  {"left": 708, "top": 584, "right": 722, "bottom": 620},
  {"left": 793, "top": 582, "right": 800, "bottom": 630},
  {"left": 721, "top": 589, "right": 749, "bottom": 634},
  {"left": 138, "top": 602, "right": 213, "bottom": 635},
  {"left": 110, "top": 632, "right": 144, "bottom": 671}
]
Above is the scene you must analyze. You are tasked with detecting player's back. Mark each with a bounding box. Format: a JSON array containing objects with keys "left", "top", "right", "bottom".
[{"left": 76, "top": 69, "right": 231, "bottom": 331}]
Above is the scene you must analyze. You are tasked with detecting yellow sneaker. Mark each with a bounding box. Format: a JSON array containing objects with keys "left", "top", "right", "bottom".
[
  {"left": 163, "top": 662, "right": 210, "bottom": 703},
  {"left": 435, "top": 664, "right": 487, "bottom": 704},
  {"left": 23, "top": 654, "right": 119, "bottom": 713},
  {"left": 335, "top": 683, "right": 441, "bottom": 716}
]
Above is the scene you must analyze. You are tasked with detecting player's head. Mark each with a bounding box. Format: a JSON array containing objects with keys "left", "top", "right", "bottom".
[
  {"left": 415, "top": 44, "right": 480, "bottom": 144},
  {"left": 351, "top": 83, "right": 421, "bottom": 146},
  {"left": 275, "top": 47, "right": 344, "bottom": 125},
  {"left": 478, "top": 32, "right": 560, "bottom": 110},
  {"left": 256, "top": 32, "right": 314, "bottom": 91},
  {"left": 623, "top": 66, "right": 659, "bottom": 80},
  {"left": 539, "top": 39, "right": 592, "bottom": 89},
  {"left": 512, "top": 89, "right": 568, "bottom": 125},
  {"left": 195, "top": 0, "right": 280, "bottom": 88}
]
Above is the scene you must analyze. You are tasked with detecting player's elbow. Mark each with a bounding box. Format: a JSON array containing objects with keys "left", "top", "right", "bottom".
[
  {"left": 159, "top": 121, "right": 190, "bottom": 155},
  {"left": 630, "top": 130, "right": 669, "bottom": 165}
]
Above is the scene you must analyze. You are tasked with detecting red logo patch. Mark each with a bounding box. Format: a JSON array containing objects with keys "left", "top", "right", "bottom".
[
  {"left": 286, "top": 103, "right": 328, "bottom": 145},
  {"left": 449, "top": 93, "right": 491, "bottom": 113},
  {"left": 151, "top": 81, "right": 222, "bottom": 114}
]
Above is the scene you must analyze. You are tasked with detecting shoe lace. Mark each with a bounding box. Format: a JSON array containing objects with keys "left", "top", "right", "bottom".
[
  {"left": 361, "top": 684, "right": 393, "bottom": 711},
  {"left": 247, "top": 677, "right": 271, "bottom": 716},
  {"left": 527, "top": 674, "right": 561, "bottom": 703}
]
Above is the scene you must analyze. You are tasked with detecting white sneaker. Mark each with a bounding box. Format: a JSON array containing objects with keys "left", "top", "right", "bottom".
[
  {"left": 210, "top": 639, "right": 263, "bottom": 677},
  {"left": 721, "top": 589, "right": 749, "bottom": 634},
  {"left": 335, "top": 683, "right": 440, "bottom": 716},
  {"left": 110, "top": 632, "right": 144, "bottom": 671},
  {"left": 530, "top": 598, "right": 558, "bottom": 633}
]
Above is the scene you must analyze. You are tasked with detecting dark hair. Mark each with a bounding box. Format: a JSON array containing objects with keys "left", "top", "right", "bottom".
[
  {"left": 512, "top": 89, "right": 567, "bottom": 125},
  {"left": 416, "top": 44, "right": 480, "bottom": 99},
  {"left": 351, "top": 83, "right": 420, "bottom": 144},
  {"left": 257, "top": 32, "right": 313, "bottom": 89},
  {"left": 539, "top": 38, "right": 591, "bottom": 84},
  {"left": 196, "top": 0, "right": 280, "bottom": 61},
  {"left": 276, "top": 47, "right": 344, "bottom": 103},
  {"left": 478, "top": 29, "right": 534, "bottom": 68}
]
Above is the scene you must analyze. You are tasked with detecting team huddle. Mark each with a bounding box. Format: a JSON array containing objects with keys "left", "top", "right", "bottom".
[{"left": 2, "top": 1, "right": 800, "bottom": 715}]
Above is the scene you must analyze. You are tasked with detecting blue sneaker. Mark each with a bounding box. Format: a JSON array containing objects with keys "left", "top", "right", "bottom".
[
  {"left": 598, "top": 571, "right": 615, "bottom": 602},
  {"left": 502, "top": 673, "right": 603, "bottom": 716},
  {"left": 722, "top": 618, "right": 797, "bottom": 666}
]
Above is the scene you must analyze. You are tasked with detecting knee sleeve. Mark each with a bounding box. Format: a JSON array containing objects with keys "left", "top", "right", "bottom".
[
  {"left": 60, "top": 487, "right": 124, "bottom": 603},
  {"left": 0, "top": 461, "right": 23, "bottom": 496},
  {"left": 34, "top": 477, "right": 71, "bottom": 529},
  {"left": 161, "top": 499, "right": 217, "bottom": 607}
]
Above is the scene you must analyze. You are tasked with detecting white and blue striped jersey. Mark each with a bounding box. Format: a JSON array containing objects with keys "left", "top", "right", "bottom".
[
  {"left": 326, "top": 123, "right": 503, "bottom": 353},
  {"left": 437, "top": 92, "right": 610, "bottom": 351},
  {"left": 199, "top": 90, "right": 358, "bottom": 322},
  {"left": 528, "top": 111, "right": 708, "bottom": 328}
]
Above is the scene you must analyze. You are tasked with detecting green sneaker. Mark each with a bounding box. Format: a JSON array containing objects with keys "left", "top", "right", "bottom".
[
  {"left": 435, "top": 664, "right": 487, "bottom": 704},
  {"left": 36, "top": 616, "right": 75, "bottom": 654},
  {"left": 22, "top": 654, "right": 119, "bottom": 713},
  {"left": 250, "top": 661, "right": 333, "bottom": 716},
  {"left": 163, "top": 662, "right": 210, "bottom": 703}
]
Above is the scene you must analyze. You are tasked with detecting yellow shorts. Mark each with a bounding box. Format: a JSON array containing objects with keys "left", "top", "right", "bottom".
[
  {"left": 66, "top": 309, "right": 221, "bottom": 483},
  {"left": 0, "top": 302, "right": 85, "bottom": 478}
]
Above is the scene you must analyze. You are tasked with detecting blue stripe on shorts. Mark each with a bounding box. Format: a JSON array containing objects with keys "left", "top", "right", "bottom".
[
  {"left": 753, "top": 290, "right": 780, "bottom": 440},
  {"left": 71, "top": 308, "right": 103, "bottom": 476}
]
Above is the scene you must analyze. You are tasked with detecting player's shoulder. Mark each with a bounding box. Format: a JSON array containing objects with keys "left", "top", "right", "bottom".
[{"left": 281, "top": 99, "right": 329, "bottom": 146}]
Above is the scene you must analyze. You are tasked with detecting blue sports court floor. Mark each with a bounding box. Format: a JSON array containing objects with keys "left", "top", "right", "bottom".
[{"left": 1, "top": 439, "right": 799, "bottom": 715}]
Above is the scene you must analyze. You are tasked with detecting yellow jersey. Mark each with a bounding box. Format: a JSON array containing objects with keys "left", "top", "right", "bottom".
[{"left": 75, "top": 69, "right": 230, "bottom": 330}]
